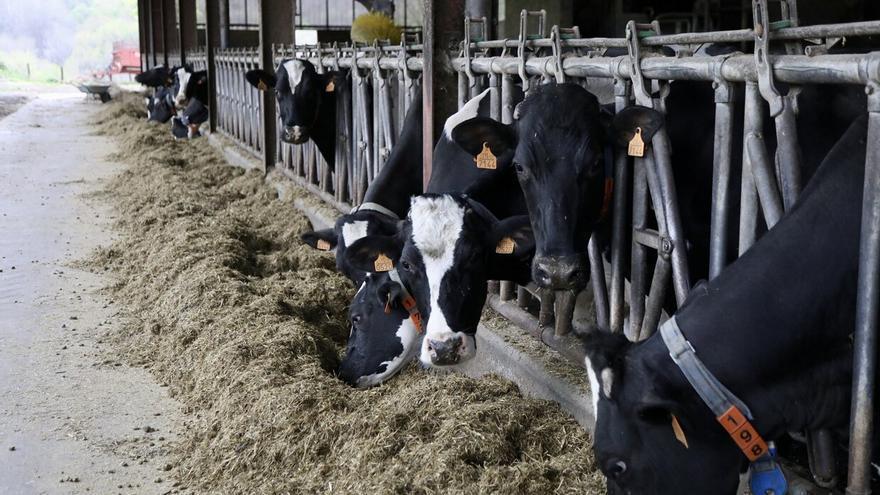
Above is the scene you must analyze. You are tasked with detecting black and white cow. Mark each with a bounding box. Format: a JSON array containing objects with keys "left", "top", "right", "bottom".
[
  {"left": 171, "top": 66, "right": 208, "bottom": 110},
  {"left": 171, "top": 97, "right": 209, "bottom": 139},
  {"left": 135, "top": 65, "right": 176, "bottom": 88},
  {"left": 246, "top": 59, "right": 344, "bottom": 166},
  {"left": 582, "top": 114, "right": 868, "bottom": 494},
  {"left": 145, "top": 85, "right": 176, "bottom": 123}
]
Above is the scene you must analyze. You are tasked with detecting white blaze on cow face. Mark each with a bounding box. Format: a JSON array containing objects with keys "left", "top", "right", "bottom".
[
  {"left": 409, "top": 196, "right": 476, "bottom": 366},
  {"left": 283, "top": 59, "right": 306, "bottom": 95},
  {"left": 341, "top": 220, "right": 369, "bottom": 248},
  {"left": 585, "top": 355, "right": 601, "bottom": 426},
  {"left": 175, "top": 67, "right": 191, "bottom": 106},
  {"left": 356, "top": 317, "right": 421, "bottom": 388},
  {"left": 442, "top": 88, "right": 491, "bottom": 137}
]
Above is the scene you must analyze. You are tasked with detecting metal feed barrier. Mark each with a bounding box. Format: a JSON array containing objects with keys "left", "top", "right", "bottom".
[{"left": 214, "top": 48, "right": 265, "bottom": 159}]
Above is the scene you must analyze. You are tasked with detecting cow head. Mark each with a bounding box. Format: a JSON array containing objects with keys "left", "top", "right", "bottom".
[
  {"left": 147, "top": 85, "right": 176, "bottom": 123},
  {"left": 337, "top": 272, "right": 423, "bottom": 387},
  {"left": 345, "top": 194, "right": 534, "bottom": 367},
  {"left": 135, "top": 65, "right": 176, "bottom": 88},
  {"left": 246, "top": 59, "right": 335, "bottom": 144},
  {"left": 172, "top": 66, "right": 207, "bottom": 109},
  {"left": 451, "top": 83, "right": 664, "bottom": 291},
  {"left": 582, "top": 330, "right": 745, "bottom": 494}
]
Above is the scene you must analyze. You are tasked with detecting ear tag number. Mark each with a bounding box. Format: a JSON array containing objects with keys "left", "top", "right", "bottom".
[
  {"left": 717, "top": 405, "right": 769, "bottom": 462},
  {"left": 374, "top": 253, "right": 393, "bottom": 272},
  {"left": 257, "top": 80, "right": 268, "bottom": 91},
  {"left": 495, "top": 237, "right": 516, "bottom": 254},
  {"left": 475, "top": 142, "right": 497, "bottom": 170},
  {"left": 628, "top": 127, "right": 645, "bottom": 157},
  {"left": 316, "top": 239, "right": 332, "bottom": 251},
  {"left": 671, "top": 414, "right": 689, "bottom": 449},
  {"left": 325, "top": 80, "right": 335, "bottom": 93}
]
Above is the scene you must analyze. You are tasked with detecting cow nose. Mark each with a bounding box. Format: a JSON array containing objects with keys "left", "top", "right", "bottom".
[
  {"left": 426, "top": 337, "right": 462, "bottom": 366},
  {"left": 605, "top": 459, "right": 627, "bottom": 479},
  {"left": 532, "top": 255, "right": 588, "bottom": 290},
  {"left": 283, "top": 125, "right": 307, "bottom": 143}
]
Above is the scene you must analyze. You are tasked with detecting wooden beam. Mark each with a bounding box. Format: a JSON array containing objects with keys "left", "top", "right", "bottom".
[
  {"left": 258, "top": 0, "right": 296, "bottom": 172},
  {"left": 422, "top": 0, "right": 465, "bottom": 190},
  {"left": 138, "top": 0, "right": 149, "bottom": 70},
  {"left": 149, "top": 0, "right": 164, "bottom": 66},
  {"left": 177, "top": 0, "right": 197, "bottom": 63},
  {"left": 162, "top": 0, "right": 179, "bottom": 62}
]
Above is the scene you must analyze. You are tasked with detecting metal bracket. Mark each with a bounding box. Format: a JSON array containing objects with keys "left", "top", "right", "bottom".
[
  {"left": 752, "top": 0, "right": 787, "bottom": 117},
  {"left": 550, "top": 25, "right": 565, "bottom": 84},
  {"left": 463, "top": 16, "right": 487, "bottom": 90},
  {"left": 625, "top": 20, "right": 661, "bottom": 107},
  {"left": 517, "top": 9, "right": 546, "bottom": 93},
  {"left": 712, "top": 52, "right": 736, "bottom": 104}
]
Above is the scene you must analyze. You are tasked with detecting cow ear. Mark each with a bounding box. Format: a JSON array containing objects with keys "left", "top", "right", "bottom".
[
  {"left": 487, "top": 215, "right": 534, "bottom": 283},
  {"left": 609, "top": 105, "right": 665, "bottom": 149},
  {"left": 195, "top": 71, "right": 207, "bottom": 85},
  {"left": 301, "top": 228, "right": 337, "bottom": 251},
  {"left": 344, "top": 235, "right": 404, "bottom": 274},
  {"left": 377, "top": 280, "right": 405, "bottom": 309},
  {"left": 580, "top": 329, "right": 632, "bottom": 400},
  {"left": 246, "top": 69, "right": 276, "bottom": 91},
  {"left": 450, "top": 117, "right": 517, "bottom": 160}
]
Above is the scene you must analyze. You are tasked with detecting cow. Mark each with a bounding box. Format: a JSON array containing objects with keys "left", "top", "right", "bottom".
[
  {"left": 146, "top": 85, "right": 176, "bottom": 123},
  {"left": 171, "top": 66, "right": 208, "bottom": 110},
  {"left": 581, "top": 114, "right": 868, "bottom": 494},
  {"left": 245, "top": 59, "right": 345, "bottom": 166},
  {"left": 135, "top": 65, "right": 176, "bottom": 88},
  {"left": 171, "top": 98, "right": 209, "bottom": 139}
]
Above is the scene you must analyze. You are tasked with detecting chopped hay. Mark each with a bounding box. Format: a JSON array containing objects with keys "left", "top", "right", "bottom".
[{"left": 87, "top": 93, "right": 605, "bottom": 494}]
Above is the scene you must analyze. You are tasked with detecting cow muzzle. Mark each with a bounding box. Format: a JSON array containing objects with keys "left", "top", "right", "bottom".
[
  {"left": 282, "top": 125, "right": 309, "bottom": 144},
  {"left": 421, "top": 331, "right": 476, "bottom": 367},
  {"left": 532, "top": 254, "right": 589, "bottom": 290}
]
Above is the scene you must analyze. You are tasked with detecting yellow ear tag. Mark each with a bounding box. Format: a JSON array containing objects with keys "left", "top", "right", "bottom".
[
  {"left": 257, "top": 80, "right": 268, "bottom": 91},
  {"left": 628, "top": 127, "right": 645, "bottom": 157},
  {"left": 374, "top": 253, "right": 393, "bottom": 272},
  {"left": 325, "top": 80, "right": 335, "bottom": 93},
  {"left": 495, "top": 237, "right": 516, "bottom": 254},
  {"left": 671, "top": 414, "right": 689, "bottom": 449},
  {"left": 474, "top": 142, "right": 497, "bottom": 170},
  {"left": 316, "top": 239, "right": 332, "bottom": 251}
]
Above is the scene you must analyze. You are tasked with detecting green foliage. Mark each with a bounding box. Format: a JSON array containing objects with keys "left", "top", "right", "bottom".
[{"left": 350, "top": 12, "right": 402, "bottom": 44}]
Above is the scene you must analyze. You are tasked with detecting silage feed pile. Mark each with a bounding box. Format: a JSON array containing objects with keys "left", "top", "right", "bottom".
[{"left": 88, "top": 94, "right": 604, "bottom": 494}]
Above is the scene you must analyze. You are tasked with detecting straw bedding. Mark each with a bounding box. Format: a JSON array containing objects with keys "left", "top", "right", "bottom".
[{"left": 86, "top": 94, "right": 605, "bottom": 494}]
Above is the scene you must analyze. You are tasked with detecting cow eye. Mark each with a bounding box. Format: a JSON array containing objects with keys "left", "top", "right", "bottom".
[
  {"left": 513, "top": 161, "right": 524, "bottom": 174},
  {"left": 351, "top": 314, "right": 362, "bottom": 325},
  {"left": 400, "top": 260, "right": 412, "bottom": 272}
]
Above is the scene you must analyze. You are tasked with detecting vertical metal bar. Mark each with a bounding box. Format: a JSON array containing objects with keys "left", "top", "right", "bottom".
[
  {"left": 709, "top": 78, "right": 733, "bottom": 279},
  {"left": 739, "top": 82, "right": 761, "bottom": 254},
  {"left": 774, "top": 98, "right": 803, "bottom": 210},
  {"left": 589, "top": 234, "right": 609, "bottom": 330},
  {"left": 609, "top": 78, "right": 630, "bottom": 333},
  {"left": 498, "top": 71, "right": 516, "bottom": 303},
  {"left": 846, "top": 81, "right": 880, "bottom": 495},
  {"left": 746, "top": 133, "right": 784, "bottom": 227},
  {"left": 629, "top": 161, "right": 649, "bottom": 342}
]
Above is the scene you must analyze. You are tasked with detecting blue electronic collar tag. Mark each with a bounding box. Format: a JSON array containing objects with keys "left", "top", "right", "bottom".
[{"left": 748, "top": 443, "right": 788, "bottom": 495}]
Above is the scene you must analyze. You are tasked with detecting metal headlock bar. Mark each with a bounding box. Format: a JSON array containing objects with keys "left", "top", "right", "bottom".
[{"left": 201, "top": 8, "right": 880, "bottom": 491}]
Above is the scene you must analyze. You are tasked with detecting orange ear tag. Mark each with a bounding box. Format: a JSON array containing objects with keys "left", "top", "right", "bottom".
[
  {"left": 495, "top": 237, "right": 516, "bottom": 254},
  {"left": 325, "top": 80, "right": 335, "bottom": 92},
  {"left": 316, "top": 239, "right": 332, "bottom": 251},
  {"left": 257, "top": 80, "right": 268, "bottom": 91},
  {"left": 374, "top": 253, "right": 393, "bottom": 272},
  {"left": 671, "top": 414, "right": 689, "bottom": 449},
  {"left": 628, "top": 127, "right": 645, "bottom": 157},
  {"left": 474, "top": 142, "right": 497, "bottom": 170}
]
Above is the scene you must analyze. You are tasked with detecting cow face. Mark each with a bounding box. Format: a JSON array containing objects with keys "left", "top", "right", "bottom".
[
  {"left": 135, "top": 65, "right": 175, "bottom": 88},
  {"left": 451, "top": 83, "right": 663, "bottom": 291},
  {"left": 582, "top": 331, "right": 743, "bottom": 494},
  {"left": 344, "top": 194, "right": 534, "bottom": 367},
  {"left": 246, "top": 59, "right": 333, "bottom": 144},
  {"left": 301, "top": 210, "right": 401, "bottom": 285},
  {"left": 337, "top": 273, "right": 422, "bottom": 387},
  {"left": 172, "top": 66, "right": 207, "bottom": 109}
]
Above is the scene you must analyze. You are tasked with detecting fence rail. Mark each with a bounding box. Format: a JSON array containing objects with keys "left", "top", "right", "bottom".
[{"left": 214, "top": 48, "right": 264, "bottom": 159}]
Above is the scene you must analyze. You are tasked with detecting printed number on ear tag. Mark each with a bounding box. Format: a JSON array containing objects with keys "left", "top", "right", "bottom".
[
  {"left": 316, "top": 239, "right": 332, "bottom": 251},
  {"left": 374, "top": 253, "right": 393, "bottom": 272},
  {"left": 475, "top": 142, "right": 497, "bottom": 170},
  {"left": 628, "top": 127, "right": 645, "bottom": 158},
  {"left": 671, "top": 414, "right": 689, "bottom": 449},
  {"left": 495, "top": 237, "right": 516, "bottom": 254},
  {"left": 325, "top": 80, "right": 335, "bottom": 93},
  {"left": 257, "top": 80, "right": 268, "bottom": 91}
]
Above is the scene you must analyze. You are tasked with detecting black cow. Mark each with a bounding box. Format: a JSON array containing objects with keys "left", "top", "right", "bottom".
[
  {"left": 171, "top": 98, "right": 209, "bottom": 140},
  {"left": 582, "top": 114, "right": 868, "bottom": 494},
  {"left": 246, "top": 59, "right": 343, "bottom": 166},
  {"left": 172, "top": 66, "right": 207, "bottom": 110}
]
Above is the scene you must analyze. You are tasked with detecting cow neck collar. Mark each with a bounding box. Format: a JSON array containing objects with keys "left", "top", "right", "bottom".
[
  {"left": 386, "top": 268, "right": 422, "bottom": 333},
  {"left": 596, "top": 143, "right": 615, "bottom": 225},
  {"left": 351, "top": 202, "right": 399, "bottom": 220},
  {"left": 659, "top": 316, "right": 771, "bottom": 463}
]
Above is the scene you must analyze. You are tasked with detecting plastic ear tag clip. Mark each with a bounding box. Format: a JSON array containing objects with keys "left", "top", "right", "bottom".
[
  {"left": 671, "top": 414, "right": 688, "bottom": 448},
  {"left": 628, "top": 127, "right": 645, "bottom": 157},
  {"left": 385, "top": 293, "right": 393, "bottom": 314},
  {"left": 748, "top": 442, "right": 787, "bottom": 495},
  {"left": 495, "top": 237, "right": 516, "bottom": 254},
  {"left": 374, "top": 253, "right": 393, "bottom": 272},
  {"left": 325, "top": 80, "right": 335, "bottom": 92},
  {"left": 316, "top": 239, "right": 332, "bottom": 251},
  {"left": 257, "top": 80, "right": 268, "bottom": 91},
  {"left": 474, "top": 142, "right": 497, "bottom": 170}
]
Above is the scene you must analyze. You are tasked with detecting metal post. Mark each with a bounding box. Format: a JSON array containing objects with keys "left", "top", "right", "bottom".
[
  {"left": 709, "top": 73, "right": 733, "bottom": 279},
  {"left": 589, "top": 234, "right": 609, "bottom": 330},
  {"left": 846, "top": 77, "right": 880, "bottom": 495},
  {"left": 218, "top": 0, "right": 230, "bottom": 49},
  {"left": 422, "top": 0, "right": 465, "bottom": 190},
  {"left": 739, "top": 82, "right": 761, "bottom": 254},
  {"left": 150, "top": 0, "right": 164, "bottom": 66},
  {"left": 609, "top": 78, "right": 630, "bottom": 333},
  {"left": 137, "top": 0, "right": 149, "bottom": 70},
  {"left": 162, "top": 0, "right": 178, "bottom": 65},
  {"left": 177, "top": 0, "right": 196, "bottom": 64},
  {"left": 205, "top": 0, "right": 220, "bottom": 132},
  {"left": 258, "top": 0, "right": 296, "bottom": 172}
]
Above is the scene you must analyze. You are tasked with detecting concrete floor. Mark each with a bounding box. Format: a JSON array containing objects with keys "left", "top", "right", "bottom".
[{"left": 0, "top": 87, "right": 182, "bottom": 495}]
